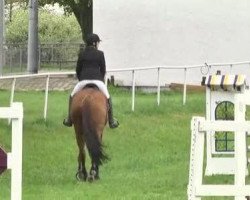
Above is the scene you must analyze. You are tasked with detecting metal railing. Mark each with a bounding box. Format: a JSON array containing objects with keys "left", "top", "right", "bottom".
[
  {"left": 2, "top": 43, "right": 82, "bottom": 73},
  {"left": 0, "top": 60, "right": 250, "bottom": 120}
]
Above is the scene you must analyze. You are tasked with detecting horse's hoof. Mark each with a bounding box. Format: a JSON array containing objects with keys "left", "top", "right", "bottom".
[
  {"left": 88, "top": 169, "right": 97, "bottom": 182},
  {"left": 76, "top": 171, "right": 87, "bottom": 181},
  {"left": 87, "top": 175, "right": 95, "bottom": 183}
]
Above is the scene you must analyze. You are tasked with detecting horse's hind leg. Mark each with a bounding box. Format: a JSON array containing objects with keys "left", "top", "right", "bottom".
[
  {"left": 76, "top": 149, "right": 87, "bottom": 181},
  {"left": 75, "top": 129, "right": 87, "bottom": 181},
  {"left": 88, "top": 130, "right": 103, "bottom": 182},
  {"left": 88, "top": 163, "right": 99, "bottom": 182}
]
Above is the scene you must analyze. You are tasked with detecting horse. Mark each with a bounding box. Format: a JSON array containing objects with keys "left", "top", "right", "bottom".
[{"left": 70, "top": 86, "right": 109, "bottom": 182}]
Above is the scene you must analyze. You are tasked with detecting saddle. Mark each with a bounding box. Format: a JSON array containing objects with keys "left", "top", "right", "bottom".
[
  {"left": 83, "top": 84, "right": 99, "bottom": 90},
  {"left": 82, "top": 84, "right": 108, "bottom": 109}
]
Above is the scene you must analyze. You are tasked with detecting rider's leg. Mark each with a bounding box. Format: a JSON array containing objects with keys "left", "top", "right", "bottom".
[
  {"left": 63, "top": 95, "right": 73, "bottom": 127},
  {"left": 107, "top": 97, "right": 119, "bottom": 128},
  {"left": 92, "top": 80, "right": 119, "bottom": 129},
  {"left": 63, "top": 81, "right": 88, "bottom": 127}
]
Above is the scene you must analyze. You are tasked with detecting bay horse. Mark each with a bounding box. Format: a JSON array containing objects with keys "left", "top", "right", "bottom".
[{"left": 71, "top": 86, "right": 109, "bottom": 182}]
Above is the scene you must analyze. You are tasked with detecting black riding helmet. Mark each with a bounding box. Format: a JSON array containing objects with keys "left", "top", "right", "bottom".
[{"left": 86, "top": 33, "right": 101, "bottom": 46}]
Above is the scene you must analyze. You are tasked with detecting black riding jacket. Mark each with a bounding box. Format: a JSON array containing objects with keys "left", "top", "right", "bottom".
[{"left": 76, "top": 46, "right": 106, "bottom": 82}]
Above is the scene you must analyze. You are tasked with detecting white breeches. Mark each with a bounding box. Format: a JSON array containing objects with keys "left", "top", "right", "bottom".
[{"left": 70, "top": 80, "right": 110, "bottom": 99}]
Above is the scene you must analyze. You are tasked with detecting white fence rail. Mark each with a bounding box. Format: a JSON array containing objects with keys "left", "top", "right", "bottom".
[{"left": 0, "top": 61, "right": 250, "bottom": 120}]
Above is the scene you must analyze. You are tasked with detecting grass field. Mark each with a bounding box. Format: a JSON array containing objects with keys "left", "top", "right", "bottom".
[{"left": 0, "top": 88, "right": 249, "bottom": 200}]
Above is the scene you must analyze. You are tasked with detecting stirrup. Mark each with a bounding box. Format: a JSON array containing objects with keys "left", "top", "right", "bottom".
[{"left": 63, "top": 118, "right": 72, "bottom": 127}]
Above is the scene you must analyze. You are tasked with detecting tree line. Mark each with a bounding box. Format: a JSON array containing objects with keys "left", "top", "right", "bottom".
[
  {"left": 5, "top": 0, "right": 92, "bottom": 42},
  {"left": 6, "top": 9, "right": 82, "bottom": 44}
]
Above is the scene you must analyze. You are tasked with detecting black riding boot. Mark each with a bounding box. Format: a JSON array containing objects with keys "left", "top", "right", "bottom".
[
  {"left": 63, "top": 96, "right": 73, "bottom": 127},
  {"left": 107, "top": 98, "right": 119, "bottom": 128}
]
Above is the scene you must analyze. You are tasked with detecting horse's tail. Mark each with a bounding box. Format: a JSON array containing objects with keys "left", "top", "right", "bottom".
[{"left": 81, "top": 103, "right": 109, "bottom": 166}]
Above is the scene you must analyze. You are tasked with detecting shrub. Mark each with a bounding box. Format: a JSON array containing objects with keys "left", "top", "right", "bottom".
[{"left": 6, "top": 8, "right": 82, "bottom": 44}]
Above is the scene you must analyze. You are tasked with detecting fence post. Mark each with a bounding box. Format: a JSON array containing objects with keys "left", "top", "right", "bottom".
[
  {"left": 10, "top": 49, "right": 13, "bottom": 73},
  {"left": 10, "top": 78, "right": 16, "bottom": 106},
  {"left": 1, "top": 103, "right": 23, "bottom": 200},
  {"left": 44, "top": 75, "right": 50, "bottom": 120},
  {"left": 8, "top": 78, "right": 16, "bottom": 124},
  {"left": 157, "top": 67, "right": 161, "bottom": 106},
  {"left": 51, "top": 44, "right": 54, "bottom": 62},
  {"left": 19, "top": 48, "right": 23, "bottom": 72},
  {"left": 0, "top": 0, "right": 3, "bottom": 76},
  {"left": 38, "top": 44, "right": 41, "bottom": 70},
  {"left": 10, "top": 102, "right": 23, "bottom": 200},
  {"left": 132, "top": 70, "right": 135, "bottom": 111},
  {"left": 188, "top": 117, "right": 204, "bottom": 200},
  {"left": 183, "top": 68, "right": 187, "bottom": 105},
  {"left": 234, "top": 97, "right": 247, "bottom": 200}
]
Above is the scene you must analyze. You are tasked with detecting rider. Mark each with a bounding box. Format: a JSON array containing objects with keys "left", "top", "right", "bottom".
[{"left": 63, "top": 33, "right": 119, "bottom": 128}]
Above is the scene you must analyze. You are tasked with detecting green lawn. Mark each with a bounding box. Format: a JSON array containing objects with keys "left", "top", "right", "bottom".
[{"left": 0, "top": 88, "right": 248, "bottom": 199}]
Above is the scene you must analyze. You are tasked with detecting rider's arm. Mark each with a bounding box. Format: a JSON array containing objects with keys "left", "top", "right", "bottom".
[
  {"left": 100, "top": 52, "right": 106, "bottom": 80},
  {"left": 76, "top": 54, "right": 83, "bottom": 81}
]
